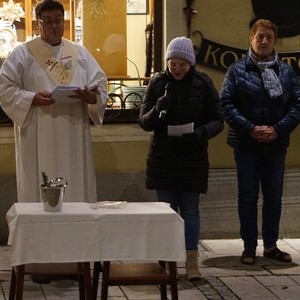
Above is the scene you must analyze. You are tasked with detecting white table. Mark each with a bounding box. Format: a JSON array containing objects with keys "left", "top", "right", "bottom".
[
  {"left": 6, "top": 202, "right": 186, "bottom": 300},
  {"left": 7, "top": 202, "right": 185, "bottom": 265}
]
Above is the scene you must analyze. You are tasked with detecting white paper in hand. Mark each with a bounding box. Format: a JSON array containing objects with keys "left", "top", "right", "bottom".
[
  {"left": 51, "top": 86, "right": 81, "bottom": 103},
  {"left": 167, "top": 122, "right": 194, "bottom": 136}
]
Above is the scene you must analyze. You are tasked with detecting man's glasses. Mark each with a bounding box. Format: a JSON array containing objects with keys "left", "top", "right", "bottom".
[{"left": 38, "top": 17, "right": 64, "bottom": 28}]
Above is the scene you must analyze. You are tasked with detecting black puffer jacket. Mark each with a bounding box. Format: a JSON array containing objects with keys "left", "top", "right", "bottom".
[
  {"left": 220, "top": 55, "right": 300, "bottom": 147},
  {"left": 139, "top": 67, "right": 223, "bottom": 193}
]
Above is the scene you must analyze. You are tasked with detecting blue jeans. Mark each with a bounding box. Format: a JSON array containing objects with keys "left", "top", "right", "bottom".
[
  {"left": 156, "top": 190, "right": 200, "bottom": 250},
  {"left": 234, "top": 143, "right": 287, "bottom": 251}
]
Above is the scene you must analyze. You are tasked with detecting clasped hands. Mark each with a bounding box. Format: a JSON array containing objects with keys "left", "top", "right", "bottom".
[
  {"left": 32, "top": 86, "right": 98, "bottom": 106},
  {"left": 250, "top": 125, "right": 278, "bottom": 143}
]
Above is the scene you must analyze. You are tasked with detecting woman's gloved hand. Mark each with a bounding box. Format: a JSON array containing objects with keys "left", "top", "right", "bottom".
[
  {"left": 183, "top": 126, "right": 207, "bottom": 142},
  {"left": 155, "top": 95, "right": 172, "bottom": 113},
  {"left": 155, "top": 83, "right": 174, "bottom": 119}
]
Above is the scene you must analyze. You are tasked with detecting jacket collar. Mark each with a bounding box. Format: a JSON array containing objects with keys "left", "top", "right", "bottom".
[{"left": 245, "top": 53, "right": 280, "bottom": 74}]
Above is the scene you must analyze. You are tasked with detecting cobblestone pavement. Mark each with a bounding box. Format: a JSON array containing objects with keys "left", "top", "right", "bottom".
[{"left": 1, "top": 239, "right": 300, "bottom": 299}]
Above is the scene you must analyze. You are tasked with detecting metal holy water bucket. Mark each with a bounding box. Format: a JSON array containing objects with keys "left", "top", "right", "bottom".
[{"left": 41, "top": 177, "right": 68, "bottom": 212}]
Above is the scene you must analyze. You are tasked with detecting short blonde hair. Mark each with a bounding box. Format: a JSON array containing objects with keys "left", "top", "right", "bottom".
[{"left": 250, "top": 19, "right": 278, "bottom": 40}]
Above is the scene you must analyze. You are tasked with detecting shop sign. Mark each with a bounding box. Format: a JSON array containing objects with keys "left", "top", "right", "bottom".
[{"left": 196, "top": 36, "right": 300, "bottom": 75}]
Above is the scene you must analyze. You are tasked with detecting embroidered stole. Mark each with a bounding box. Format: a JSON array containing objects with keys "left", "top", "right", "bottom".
[{"left": 26, "top": 37, "right": 76, "bottom": 86}]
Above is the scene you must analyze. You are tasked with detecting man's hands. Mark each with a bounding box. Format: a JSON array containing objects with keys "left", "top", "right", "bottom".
[
  {"left": 250, "top": 125, "right": 278, "bottom": 143},
  {"left": 68, "top": 86, "right": 98, "bottom": 104},
  {"left": 32, "top": 91, "right": 55, "bottom": 105},
  {"left": 33, "top": 86, "right": 98, "bottom": 106}
]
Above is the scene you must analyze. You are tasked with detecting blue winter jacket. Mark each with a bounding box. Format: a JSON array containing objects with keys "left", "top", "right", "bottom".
[{"left": 220, "top": 54, "right": 300, "bottom": 147}]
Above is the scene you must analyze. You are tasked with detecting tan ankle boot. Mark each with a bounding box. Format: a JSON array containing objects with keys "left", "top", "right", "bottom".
[{"left": 185, "top": 250, "right": 201, "bottom": 281}]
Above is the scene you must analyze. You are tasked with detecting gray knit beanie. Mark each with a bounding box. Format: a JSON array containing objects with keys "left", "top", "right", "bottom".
[{"left": 165, "top": 37, "right": 195, "bottom": 65}]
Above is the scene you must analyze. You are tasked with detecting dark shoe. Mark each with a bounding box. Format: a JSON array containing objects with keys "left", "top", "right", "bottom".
[
  {"left": 31, "top": 274, "right": 51, "bottom": 284},
  {"left": 263, "top": 247, "right": 292, "bottom": 262},
  {"left": 241, "top": 249, "right": 256, "bottom": 265}
]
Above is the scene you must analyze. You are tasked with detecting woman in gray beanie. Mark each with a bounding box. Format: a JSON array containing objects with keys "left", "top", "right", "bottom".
[{"left": 139, "top": 36, "right": 223, "bottom": 280}]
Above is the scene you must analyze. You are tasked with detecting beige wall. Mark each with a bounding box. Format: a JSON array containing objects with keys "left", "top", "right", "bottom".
[{"left": 1, "top": 123, "right": 299, "bottom": 176}]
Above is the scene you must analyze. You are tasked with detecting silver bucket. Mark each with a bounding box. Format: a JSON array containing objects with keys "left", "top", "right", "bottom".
[{"left": 41, "top": 177, "right": 68, "bottom": 212}]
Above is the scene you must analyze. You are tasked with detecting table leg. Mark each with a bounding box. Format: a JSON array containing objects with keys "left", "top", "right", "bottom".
[
  {"left": 158, "top": 261, "right": 167, "bottom": 299},
  {"left": 160, "top": 285, "right": 167, "bottom": 300},
  {"left": 168, "top": 262, "right": 178, "bottom": 300},
  {"left": 15, "top": 265, "right": 25, "bottom": 300},
  {"left": 78, "top": 274, "right": 85, "bottom": 300},
  {"left": 92, "top": 262, "right": 101, "bottom": 300},
  {"left": 100, "top": 261, "right": 110, "bottom": 300},
  {"left": 9, "top": 267, "right": 16, "bottom": 300},
  {"left": 82, "top": 262, "right": 92, "bottom": 300}
]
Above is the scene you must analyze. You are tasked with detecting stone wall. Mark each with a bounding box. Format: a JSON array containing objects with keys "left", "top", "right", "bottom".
[{"left": 1, "top": 169, "right": 300, "bottom": 245}]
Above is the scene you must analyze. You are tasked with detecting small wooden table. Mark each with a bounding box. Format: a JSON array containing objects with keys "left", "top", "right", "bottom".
[
  {"left": 94, "top": 261, "right": 179, "bottom": 300},
  {"left": 6, "top": 202, "right": 185, "bottom": 300}
]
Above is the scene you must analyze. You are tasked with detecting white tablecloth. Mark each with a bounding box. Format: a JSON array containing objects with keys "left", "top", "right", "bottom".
[{"left": 6, "top": 202, "right": 186, "bottom": 266}]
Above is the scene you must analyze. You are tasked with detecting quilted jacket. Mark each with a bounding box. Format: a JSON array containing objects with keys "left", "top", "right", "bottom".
[
  {"left": 220, "top": 54, "right": 300, "bottom": 147},
  {"left": 139, "top": 67, "right": 223, "bottom": 193}
]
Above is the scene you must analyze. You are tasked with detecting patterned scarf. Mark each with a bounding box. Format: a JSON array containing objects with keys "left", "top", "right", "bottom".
[{"left": 249, "top": 48, "right": 283, "bottom": 98}]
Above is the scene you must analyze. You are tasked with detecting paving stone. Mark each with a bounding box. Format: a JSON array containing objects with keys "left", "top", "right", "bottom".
[
  {"left": 178, "top": 288, "right": 208, "bottom": 300},
  {"left": 120, "top": 285, "right": 162, "bottom": 299},
  {"left": 91, "top": 281, "right": 124, "bottom": 298},
  {"left": 265, "top": 264, "right": 300, "bottom": 275},
  {"left": 201, "top": 239, "right": 244, "bottom": 255},
  {"left": 200, "top": 266, "right": 270, "bottom": 277},
  {"left": 289, "top": 275, "right": 300, "bottom": 284},
  {"left": 4, "top": 290, "right": 45, "bottom": 300},
  {"left": 2, "top": 279, "right": 41, "bottom": 292},
  {"left": 0, "top": 286, "right": 4, "bottom": 300},
  {"left": 0, "top": 270, "right": 11, "bottom": 281},
  {"left": 255, "top": 275, "right": 296, "bottom": 286},
  {"left": 205, "top": 276, "right": 239, "bottom": 299},
  {"left": 285, "top": 238, "right": 300, "bottom": 250},
  {"left": 266, "top": 285, "right": 300, "bottom": 300},
  {"left": 42, "top": 279, "right": 79, "bottom": 291},
  {"left": 41, "top": 290, "right": 82, "bottom": 300},
  {"left": 220, "top": 276, "right": 277, "bottom": 299}
]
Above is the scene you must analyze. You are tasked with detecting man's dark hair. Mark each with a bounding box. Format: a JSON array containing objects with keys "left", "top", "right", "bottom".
[{"left": 35, "top": 0, "right": 64, "bottom": 20}]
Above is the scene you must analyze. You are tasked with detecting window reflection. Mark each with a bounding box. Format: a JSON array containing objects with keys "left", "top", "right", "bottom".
[{"left": 0, "top": 0, "right": 162, "bottom": 125}]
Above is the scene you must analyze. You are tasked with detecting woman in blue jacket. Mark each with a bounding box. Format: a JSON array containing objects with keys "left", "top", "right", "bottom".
[{"left": 220, "top": 19, "right": 300, "bottom": 265}]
